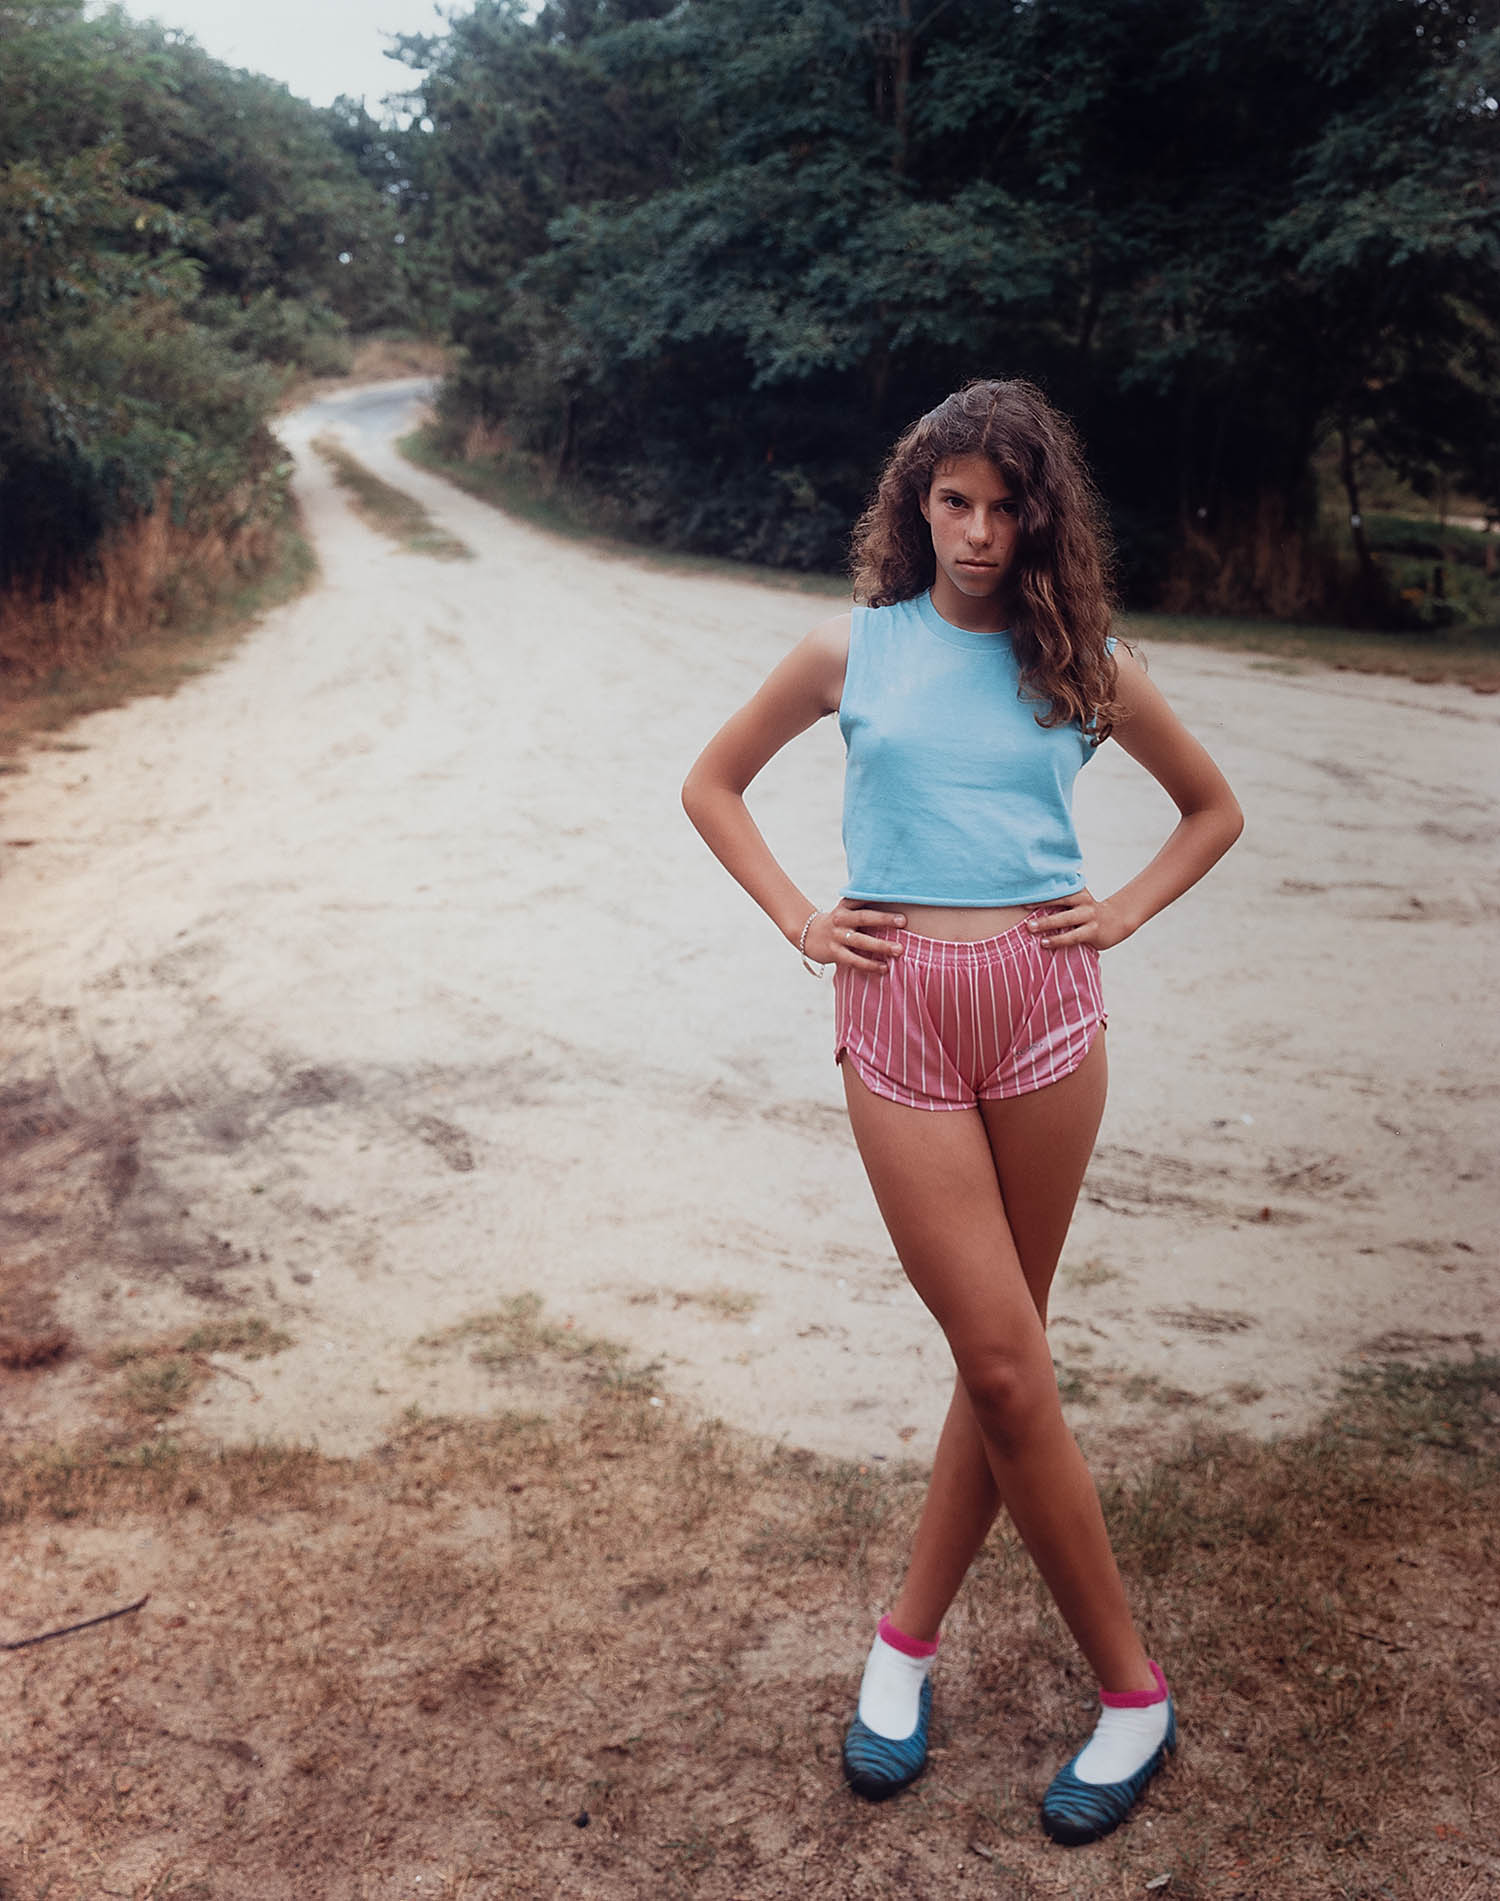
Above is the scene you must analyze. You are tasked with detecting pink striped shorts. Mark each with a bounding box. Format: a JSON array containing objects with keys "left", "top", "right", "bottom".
[{"left": 834, "top": 919, "right": 1105, "bottom": 1111}]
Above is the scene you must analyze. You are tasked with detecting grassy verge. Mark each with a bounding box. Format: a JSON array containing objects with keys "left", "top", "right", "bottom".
[
  {"left": 0, "top": 517, "right": 316, "bottom": 768},
  {"left": 399, "top": 426, "right": 850, "bottom": 598},
  {"left": 312, "top": 435, "right": 473, "bottom": 561},
  {"left": 1, "top": 1356, "right": 1495, "bottom": 1898},
  {"left": 1125, "top": 607, "right": 1500, "bottom": 692}
]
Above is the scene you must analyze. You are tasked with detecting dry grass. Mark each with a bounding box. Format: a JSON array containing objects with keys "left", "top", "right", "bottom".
[
  {"left": 343, "top": 334, "right": 451, "bottom": 384},
  {"left": 0, "top": 1087, "right": 124, "bottom": 1379},
  {"left": 0, "top": 1355, "right": 1496, "bottom": 1900},
  {"left": 0, "top": 1259, "right": 73, "bottom": 1372},
  {"left": 311, "top": 436, "right": 473, "bottom": 561},
  {"left": 99, "top": 1317, "right": 294, "bottom": 1421},
  {"left": 398, "top": 427, "right": 852, "bottom": 599},
  {"left": 0, "top": 520, "right": 314, "bottom": 766},
  {"left": 0, "top": 491, "right": 300, "bottom": 684},
  {"left": 624, "top": 1284, "right": 761, "bottom": 1321},
  {"left": 413, "top": 1294, "right": 648, "bottom": 1384}
]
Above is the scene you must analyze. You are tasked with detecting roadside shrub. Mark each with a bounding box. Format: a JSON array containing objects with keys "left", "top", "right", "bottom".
[
  {"left": 0, "top": 309, "right": 282, "bottom": 598},
  {"left": 197, "top": 292, "right": 355, "bottom": 378}
]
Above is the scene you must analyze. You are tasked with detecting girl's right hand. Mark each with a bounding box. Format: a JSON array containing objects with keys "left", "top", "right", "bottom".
[{"left": 803, "top": 903, "right": 907, "bottom": 974}]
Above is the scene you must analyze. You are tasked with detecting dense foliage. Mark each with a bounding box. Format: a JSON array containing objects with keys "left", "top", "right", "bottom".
[
  {"left": 0, "top": 0, "right": 412, "bottom": 598},
  {"left": 6, "top": 0, "right": 1494, "bottom": 624},
  {"left": 402, "top": 0, "right": 1500, "bottom": 614}
]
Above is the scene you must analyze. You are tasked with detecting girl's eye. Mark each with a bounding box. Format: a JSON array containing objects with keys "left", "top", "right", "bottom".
[{"left": 999, "top": 501, "right": 1020, "bottom": 517}]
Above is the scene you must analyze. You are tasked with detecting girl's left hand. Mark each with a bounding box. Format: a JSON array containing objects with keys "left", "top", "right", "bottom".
[{"left": 1026, "top": 889, "right": 1132, "bottom": 952}]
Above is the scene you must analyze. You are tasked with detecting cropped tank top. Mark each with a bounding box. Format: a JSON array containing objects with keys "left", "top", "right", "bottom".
[{"left": 837, "top": 592, "right": 1105, "bottom": 906}]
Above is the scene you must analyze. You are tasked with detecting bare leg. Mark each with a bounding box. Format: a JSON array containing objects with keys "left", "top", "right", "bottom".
[
  {"left": 844, "top": 1039, "right": 1152, "bottom": 1693},
  {"left": 888, "top": 1379, "right": 999, "bottom": 1642},
  {"left": 888, "top": 1040, "right": 1109, "bottom": 1641}
]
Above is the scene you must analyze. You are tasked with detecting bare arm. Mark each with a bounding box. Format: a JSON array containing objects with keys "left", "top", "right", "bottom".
[
  {"left": 681, "top": 612, "right": 905, "bottom": 972},
  {"left": 1030, "top": 646, "right": 1244, "bottom": 950}
]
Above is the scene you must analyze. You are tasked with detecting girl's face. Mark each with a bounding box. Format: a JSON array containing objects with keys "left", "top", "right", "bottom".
[{"left": 919, "top": 454, "right": 1020, "bottom": 631}]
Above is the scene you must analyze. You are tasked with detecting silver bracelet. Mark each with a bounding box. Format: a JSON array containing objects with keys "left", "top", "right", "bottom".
[{"left": 798, "top": 909, "right": 827, "bottom": 978}]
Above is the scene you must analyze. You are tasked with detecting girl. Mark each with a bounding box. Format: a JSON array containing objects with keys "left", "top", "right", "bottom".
[{"left": 681, "top": 379, "right": 1242, "bottom": 1845}]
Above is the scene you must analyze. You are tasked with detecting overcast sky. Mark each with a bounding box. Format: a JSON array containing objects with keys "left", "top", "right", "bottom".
[{"left": 104, "top": 0, "right": 452, "bottom": 112}]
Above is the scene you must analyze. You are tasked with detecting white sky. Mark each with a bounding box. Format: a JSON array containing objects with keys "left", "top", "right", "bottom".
[{"left": 104, "top": 0, "right": 453, "bottom": 113}]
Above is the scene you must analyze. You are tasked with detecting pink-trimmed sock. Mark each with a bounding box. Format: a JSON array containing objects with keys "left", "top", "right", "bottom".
[
  {"left": 855, "top": 1616, "right": 939, "bottom": 1741},
  {"left": 1072, "top": 1660, "right": 1172, "bottom": 1784}
]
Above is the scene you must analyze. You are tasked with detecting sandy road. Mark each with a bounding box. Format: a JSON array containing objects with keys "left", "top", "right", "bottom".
[{"left": 2, "top": 379, "right": 1496, "bottom": 1459}]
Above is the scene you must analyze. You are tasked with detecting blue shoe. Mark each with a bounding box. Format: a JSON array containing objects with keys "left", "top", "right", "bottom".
[
  {"left": 842, "top": 1676, "right": 932, "bottom": 1800},
  {"left": 1040, "top": 1697, "right": 1177, "bottom": 1844}
]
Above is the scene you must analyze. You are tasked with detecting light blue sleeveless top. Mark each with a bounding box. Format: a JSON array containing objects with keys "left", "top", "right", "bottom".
[{"left": 837, "top": 592, "right": 1104, "bottom": 906}]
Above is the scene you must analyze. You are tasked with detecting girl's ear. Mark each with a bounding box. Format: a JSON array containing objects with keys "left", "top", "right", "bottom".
[{"left": 917, "top": 482, "right": 931, "bottom": 524}]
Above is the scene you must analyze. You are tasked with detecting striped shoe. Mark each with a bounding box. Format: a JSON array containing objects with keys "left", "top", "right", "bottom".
[
  {"left": 841, "top": 1676, "right": 932, "bottom": 1800},
  {"left": 1039, "top": 1696, "right": 1177, "bottom": 1845}
]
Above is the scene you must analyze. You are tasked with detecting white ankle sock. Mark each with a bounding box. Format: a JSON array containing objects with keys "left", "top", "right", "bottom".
[
  {"left": 1072, "top": 1661, "right": 1172, "bottom": 1784},
  {"left": 856, "top": 1617, "right": 938, "bottom": 1741}
]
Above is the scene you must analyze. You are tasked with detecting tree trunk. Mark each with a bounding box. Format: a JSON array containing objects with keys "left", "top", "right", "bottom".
[
  {"left": 891, "top": 0, "right": 912, "bottom": 177},
  {"left": 551, "top": 395, "right": 576, "bottom": 488},
  {"left": 1337, "top": 418, "right": 1375, "bottom": 576}
]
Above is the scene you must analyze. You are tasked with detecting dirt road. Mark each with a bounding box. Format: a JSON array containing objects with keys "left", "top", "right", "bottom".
[{"left": 3, "top": 379, "right": 1496, "bottom": 1459}]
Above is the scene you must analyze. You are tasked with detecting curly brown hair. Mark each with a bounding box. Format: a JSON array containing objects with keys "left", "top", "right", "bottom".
[{"left": 849, "top": 379, "right": 1123, "bottom": 738}]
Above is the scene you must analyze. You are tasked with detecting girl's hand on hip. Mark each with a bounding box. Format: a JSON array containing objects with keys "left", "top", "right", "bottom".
[
  {"left": 805, "top": 903, "right": 906, "bottom": 973},
  {"left": 1026, "top": 890, "right": 1131, "bottom": 952}
]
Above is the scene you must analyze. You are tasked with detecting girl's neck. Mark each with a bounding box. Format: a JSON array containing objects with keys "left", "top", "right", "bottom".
[{"left": 928, "top": 574, "right": 1012, "bottom": 634}]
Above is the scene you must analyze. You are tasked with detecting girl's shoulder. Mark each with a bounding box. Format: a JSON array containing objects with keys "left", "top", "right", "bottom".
[
  {"left": 800, "top": 608, "right": 854, "bottom": 672},
  {"left": 808, "top": 607, "right": 854, "bottom": 648},
  {"left": 849, "top": 594, "right": 924, "bottom": 642},
  {"left": 773, "top": 608, "right": 851, "bottom": 720}
]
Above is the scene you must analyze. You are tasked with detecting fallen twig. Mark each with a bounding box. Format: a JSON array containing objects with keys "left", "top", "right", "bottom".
[
  {"left": 193, "top": 1351, "right": 258, "bottom": 1393},
  {"left": 1, "top": 1594, "right": 150, "bottom": 1652}
]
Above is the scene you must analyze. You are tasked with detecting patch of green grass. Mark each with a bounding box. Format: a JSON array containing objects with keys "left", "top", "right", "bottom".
[
  {"left": 688, "top": 1286, "right": 759, "bottom": 1320},
  {"left": 103, "top": 1314, "right": 293, "bottom": 1372},
  {"left": 1367, "top": 513, "right": 1496, "bottom": 563},
  {"left": 1116, "top": 1369, "right": 1205, "bottom": 1410},
  {"left": 595, "top": 1357, "right": 667, "bottom": 1401},
  {"left": 1053, "top": 1359, "right": 1099, "bottom": 1407},
  {"left": 416, "top": 1292, "right": 634, "bottom": 1377},
  {"left": 121, "top": 1355, "right": 201, "bottom": 1420},
  {"left": 180, "top": 1316, "right": 293, "bottom": 1360},
  {"left": 1124, "top": 606, "right": 1500, "bottom": 690},
  {"left": 1363, "top": 512, "right": 1500, "bottom": 634},
  {"left": 99, "top": 1313, "right": 295, "bottom": 1419},
  {"left": 1336, "top": 1354, "right": 1500, "bottom": 1455},
  {"left": 626, "top": 1284, "right": 760, "bottom": 1321},
  {"left": 312, "top": 436, "right": 472, "bottom": 561}
]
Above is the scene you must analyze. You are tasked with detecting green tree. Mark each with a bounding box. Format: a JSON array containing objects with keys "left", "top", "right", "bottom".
[
  {"left": 0, "top": 0, "right": 415, "bottom": 599},
  {"left": 405, "top": 0, "right": 1500, "bottom": 603}
]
